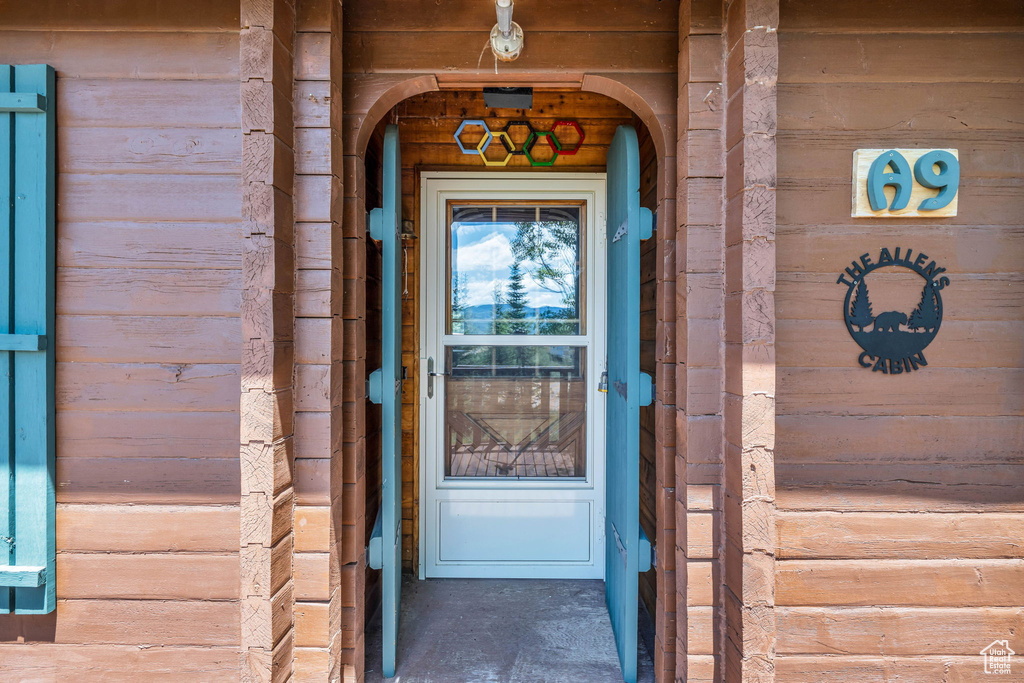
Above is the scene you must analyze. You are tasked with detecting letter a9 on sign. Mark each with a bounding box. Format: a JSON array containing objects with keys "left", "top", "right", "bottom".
[{"left": 852, "top": 148, "right": 959, "bottom": 218}]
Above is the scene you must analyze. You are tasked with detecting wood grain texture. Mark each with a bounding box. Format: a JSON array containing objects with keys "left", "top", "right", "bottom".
[
  {"left": 57, "top": 80, "right": 241, "bottom": 128},
  {"left": 59, "top": 127, "right": 241, "bottom": 175},
  {"left": 0, "top": 600, "right": 239, "bottom": 646},
  {"left": 0, "top": 0, "right": 239, "bottom": 31},
  {"left": 721, "top": 2, "right": 779, "bottom": 678},
  {"left": 779, "top": 0, "right": 1024, "bottom": 32},
  {"left": 56, "top": 270, "right": 242, "bottom": 315},
  {"left": 0, "top": 31, "right": 239, "bottom": 79},
  {"left": 57, "top": 411, "right": 239, "bottom": 459},
  {"left": 59, "top": 174, "right": 242, "bottom": 222},
  {"left": 58, "top": 222, "right": 243, "bottom": 269},
  {"left": 778, "top": 83, "right": 1024, "bottom": 132},
  {"left": 346, "top": 1, "right": 677, "bottom": 33},
  {"left": 57, "top": 363, "right": 240, "bottom": 412},
  {"left": 777, "top": 368, "right": 1024, "bottom": 416},
  {"left": 776, "top": 559, "right": 1024, "bottom": 607},
  {"left": 56, "top": 457, "right": 240, "bottom": 505},
  {"left": 776, "top": 606, "right": 1024, "bottom": 655},
  {"left": 57, "top": 315, "right": 241, "bottom": 364},
  {"left": 57, "top": 554, "right": 239, "bottom": 600},
  {"left": 778, "top": 512, "right": 1024, "bottom": 559},
  {"left": 776, "top": 655, "right": 1001, "bottom": 682},
  {"left": 0, "top": 644, "right": 239, "bottom": 681},
  {"left": 58, "top": 504, "right": 239, "bottom": 552},
  {"left": 344, "top": 31, "right": 677, "bottom": 75},
  {"left": 780, "top": 32, "right": 1024, "bottom": 84},
  {"left": 775, "top": 415, "right": 1024, "bottom": 463}
]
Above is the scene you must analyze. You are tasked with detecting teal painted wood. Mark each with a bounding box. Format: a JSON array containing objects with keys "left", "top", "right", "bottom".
[
  {"left": 867, "top": 150, "right": 913, "bottom": 211},
  {"left": 367, "top": 124, "right": 402, "bottom": 678},
  {"left": 0, "top": 334, "right": 46, "bottom": 351},
  {"left": 0, "top": 565, "right": 45, "bottom": 587},
  {"left": 605, "top": 125, "right": 653, "bottom": 683},
  {"left": 0, "top": 93, "right": 45, "bottom": 113},
  {"left": 0, "top": 64, "right": 13, "bottom": 615},
  {"left": 367, "top": 509, "right": 383, "bottom": 570},
  {"left": 0, "top": 65, "right": 57, "bottom": 615}
]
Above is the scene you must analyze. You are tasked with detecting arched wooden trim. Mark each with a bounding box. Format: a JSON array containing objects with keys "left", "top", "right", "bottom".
[
  {"left": 351, "top": 73, "right": 674, "bottom": 168},
  {"left": 581, "top": 74, "right": 673, "bottom": 165},
  {"left": 352, "top": 74, "right": 440, "bottom": 156}
]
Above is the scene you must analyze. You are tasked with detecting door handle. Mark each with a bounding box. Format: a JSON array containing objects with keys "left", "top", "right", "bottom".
[{"left": 426, "top": 356, "right": 447, "bottom": 398}]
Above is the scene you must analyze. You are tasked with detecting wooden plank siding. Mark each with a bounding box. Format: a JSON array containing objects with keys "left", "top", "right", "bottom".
[
  {"left": 0, "top": 0, "right": 244, "bottom": 676},
  {"left": 291, "top": 3, "right": 346, "bottom": 680},
  {"left": 774, "top": 0, "right": 1024, "bottom": 678}
]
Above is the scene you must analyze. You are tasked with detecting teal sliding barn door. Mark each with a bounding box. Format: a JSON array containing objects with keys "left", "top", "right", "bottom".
[
  {"left": 604, "top": 125, "right": 653, "bottom": 683},
  {"left": 367, "top": 124, "right": 403, "bottom": 677}
]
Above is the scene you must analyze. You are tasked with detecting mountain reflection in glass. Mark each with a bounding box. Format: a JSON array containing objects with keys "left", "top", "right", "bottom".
[
  {"left": 449, "top": 205, "right": 583, "bottom": 335},
  {"left": 444, "top": 346, "right": 586, "bottom": 478}
]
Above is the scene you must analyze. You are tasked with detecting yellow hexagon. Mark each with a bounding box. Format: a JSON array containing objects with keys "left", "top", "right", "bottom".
[{"left": 477, "top": 131, "right": 514, "bottom": 166}]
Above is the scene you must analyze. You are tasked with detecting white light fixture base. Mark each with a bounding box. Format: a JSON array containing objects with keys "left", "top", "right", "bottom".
[{"left": 490, "top": 21, "right": 524, "bottom": 62}]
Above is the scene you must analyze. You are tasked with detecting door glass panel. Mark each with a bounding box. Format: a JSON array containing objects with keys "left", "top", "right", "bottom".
[
  {"left": 444, "top": 345, "right": 586, "bottom": 479},
  {"left": 449, "top": 204, "right": 583, "bottom": 335}
]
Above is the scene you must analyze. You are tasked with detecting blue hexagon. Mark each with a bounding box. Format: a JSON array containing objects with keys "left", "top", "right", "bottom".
[{"left": 454, "top": 119, "right": 492, "bottom": 155}]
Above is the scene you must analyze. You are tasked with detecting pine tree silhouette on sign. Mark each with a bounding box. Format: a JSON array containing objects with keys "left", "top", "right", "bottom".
[
  {"left": 917, "top": 282, "right": 937, "bottom": 333},
  {"left": 909, "top": 281, "right": 940, "bottom": 333},
  {"left": 849, "top": 280, "right": 873, "bottom": 332}
]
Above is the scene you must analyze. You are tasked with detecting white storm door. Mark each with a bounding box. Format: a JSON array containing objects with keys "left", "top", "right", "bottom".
[{"left": 420, "top": 173, "right": 607, "bottom": 579}]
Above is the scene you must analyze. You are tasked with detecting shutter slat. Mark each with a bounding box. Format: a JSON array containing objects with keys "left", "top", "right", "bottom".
[
  {"left": 0, "top": 334, "right": 46, "bottom": 351},
  {"left": 0, "top": 93, "right": 46, "bottom": 113},
  {"left": 1, "top": 64, "right": 56, "bottom": 615}
]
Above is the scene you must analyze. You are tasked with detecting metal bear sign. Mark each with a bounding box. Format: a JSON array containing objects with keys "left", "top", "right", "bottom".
[{"left": 836, "top": 247, "right": 950, "bottom": 374}]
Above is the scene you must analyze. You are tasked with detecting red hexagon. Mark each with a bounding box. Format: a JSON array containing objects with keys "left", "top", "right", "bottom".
[{"left": 548, "top": 120, "right": 585, "bottom": 155}]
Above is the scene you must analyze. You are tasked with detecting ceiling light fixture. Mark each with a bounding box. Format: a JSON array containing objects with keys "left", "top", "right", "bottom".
[{"left": 490, "top": 0, "right": 524, "bottom": 62}]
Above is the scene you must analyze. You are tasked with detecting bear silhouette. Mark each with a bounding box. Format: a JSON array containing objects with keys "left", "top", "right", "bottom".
[{"left": 873, "top": 310, "right": 907, "bottom": 332}]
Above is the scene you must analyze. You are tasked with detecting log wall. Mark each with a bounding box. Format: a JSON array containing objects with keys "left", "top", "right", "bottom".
[
  {"left": 774, "top": 1, "right": 1024, "bottom": 679},
  {"left": 0, "top": 0, "right": 245, "bottom": 678}
]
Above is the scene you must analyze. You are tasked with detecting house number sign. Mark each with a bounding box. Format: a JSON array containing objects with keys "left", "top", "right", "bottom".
[
  {"left": 852, "top": 148, "right": 960, "bottom": 217},
  {"left": 837, "top": 248, "right": 950, "bottom": 375}
]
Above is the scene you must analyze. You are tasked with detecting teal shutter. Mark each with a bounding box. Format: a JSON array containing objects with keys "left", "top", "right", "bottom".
[
  {"left": 367, "top": 124, "right": 402, "bottom": 677},
  {"left": 0, "top": 64, "right": 57, "bottom": 614},
  {"left": 605, "top": 125, "right": 653, "bottom": 683}
]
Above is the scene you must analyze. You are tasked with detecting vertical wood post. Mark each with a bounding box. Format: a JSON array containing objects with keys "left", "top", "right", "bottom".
[
  {"left": 240, "top": 0, "right": 297, "bottom": 679},
  {"left": 676, "top": 1, "right": 729, "bottom": 678},
  {"left": 326, "top": 1, "right": 347, "bottom": 679},
  {"left": 723, "top": 0, "right": 778, "bottom": 680}
]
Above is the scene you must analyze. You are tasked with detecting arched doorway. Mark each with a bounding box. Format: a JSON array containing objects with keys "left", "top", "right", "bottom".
[{"left": 350, "top": 82, "right": 672, "bottom": 683}]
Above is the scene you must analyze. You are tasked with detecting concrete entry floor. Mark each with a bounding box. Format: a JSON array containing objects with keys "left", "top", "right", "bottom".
[{"left": 366, "top": 577, "right": 655, "bottom": 683}]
